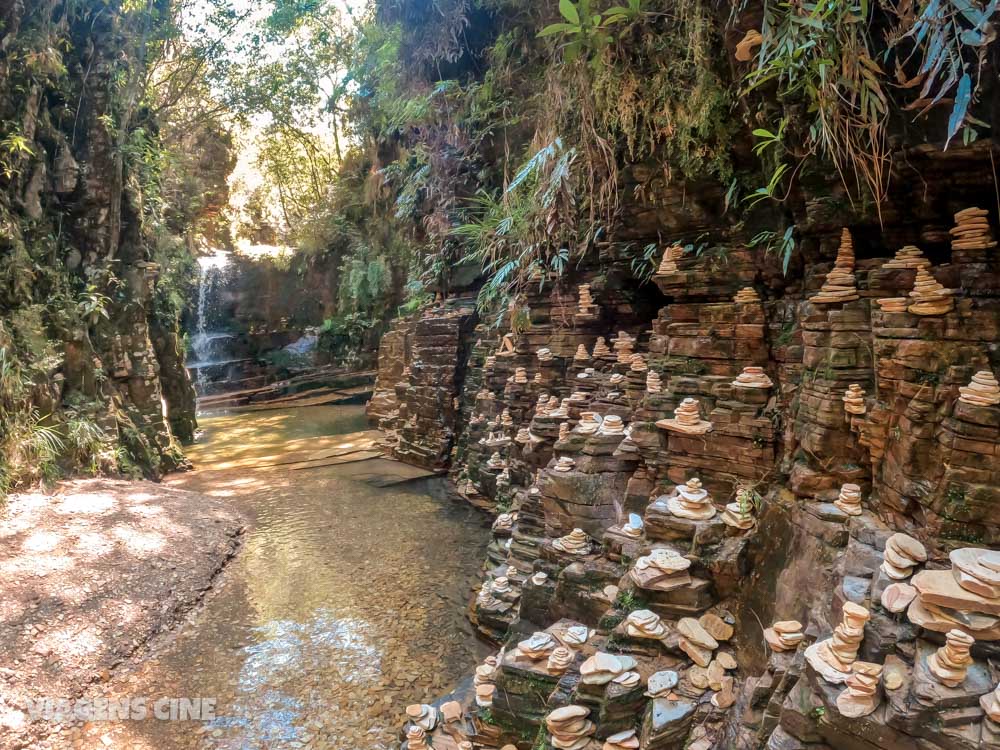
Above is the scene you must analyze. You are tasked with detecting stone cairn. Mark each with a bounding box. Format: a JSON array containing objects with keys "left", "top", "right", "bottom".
[
  {"left": 545, "top": 705, "right": 595, "bottom": 750},
  {"left": 501, "top": 408, "right": 514, "bottom": 427},
  {"left": 406, "top": 726, "right": 430, "bottom": 749},
  {"left": 836, "top": 662, "right": 883, "bottom": 718},
  {"left": 810, "top": 228, "right": 858, "bottom": 304},
  {"left": 883, "top": 245, "right": 930, "bottom": 270},
  {"left": 537, "top": 347, "right": 553, "bottom": 363},
  {"left": 927, "top": 629, "right": 975, "bottom": 687},
  {"left": 629, "top": 353, "right": 647, "bottom": 372},
  {"left": 764, "top": 620, "right": 804, "bottom": 653},
  {"left": 959, "top": 370, "right": 1000, "bottom": 407},
  {"left": 876, "top": 296, "right": 908, "bottom": 313},
  {"left": 576, "top": 411, "right": 602, "bottom": 435},
  {"left": 734, "top": 286, "right": 760, "bottom": 304},
  {"left": 553, "top": 528, "right": 591, "bottom": 555},
  {"left": 907, "top": 267, "right": 955, "bottom": 315},
  {"left": 624, "top": 609, "right": 668, "bottom": 639},
  {"left": 513, "top": 367, "right": 528, "bottom": 384},
  {"left": 805, "top": 603, "right": 870, "bottom": 683},
  {"left": 554, "top": 456, "right": 575, "bottom": 472},
  {"left": 833, "top": 483, "right": 863, "bottom": 516},
  {"left": 842, "top": 384, "right": 866, "bottom": 415},
  {"left": 646, "top": 370, "right": 663, "bottom": 394},
  {"left": 577, "top": 284, "right": 599, "bottom": 319},
  {"left": 677, "top": 616, "right": 719, "bottom": 666},
  {"left": 613, "top": 331, "right": 635, "bottom": 364},
  {"left": 406, "top": 703, "right": 438, "bottom": 731},
  {"left": 909, "top": 547, "right": 1000, "bottom": 642},
  {"left": 950, "top": 206, "right": 997, "bottom": 252},
  {"left": 721, "top": 488, "right": 755, "bottom": 530},
  {"left": 592, "top": 337, "right": 611, "bottom": 358},
  {"left": 574, "top": 343, "right": 590, "bottom": 361},
  {"left": 516, "top": 631, "right": 557, "bottom": 661},
  {"left": 580, "top": 651, "right": 634, "bottom": 685},
  {"left": 487, "top": 451, "right": 506, "bottom": 470},
  {"left": 598, "top": 414, "right": 625, "bottom": 436},
  {"left": 630, "top": 548, "right": 692, "bottom": 591},
  {"left": 666, "top": 477, "right": 717, "bottom": 520},
  {"left": 732, "top": 366, "right": 772, "bottom": 389},
  {"left": 547, "top": 646, "right": 575, "bottom": 674},
  {"left": 880, "top": 532, "right": 926, "bottom": 580},
  {"left": 657, "top": 397, "right": 713, "bottom": 434},
  {"left": 656, "top": 245, "right": 681, "bottom": 275}
]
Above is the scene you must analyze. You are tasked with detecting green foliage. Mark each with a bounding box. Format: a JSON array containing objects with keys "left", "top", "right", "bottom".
[{"left": 538, "top": 0, "right": 644, "bottom": 68}]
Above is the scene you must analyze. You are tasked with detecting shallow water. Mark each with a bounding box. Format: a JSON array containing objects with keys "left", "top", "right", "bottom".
[{"left": 108, "top": 405, "right": 489, "bottom": 750}]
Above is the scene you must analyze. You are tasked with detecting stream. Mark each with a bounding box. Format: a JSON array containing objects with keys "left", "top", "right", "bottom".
[{"left": 105, "top": 404, "right": 490, "bottom": 750}]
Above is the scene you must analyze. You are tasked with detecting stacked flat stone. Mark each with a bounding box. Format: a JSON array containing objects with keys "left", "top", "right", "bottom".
[
  {"left": 613, "top": 331, "right": 635, "bottom": 363},
  {"left": 959, "top": 370, "right": 1000, "bottom": 406},
  {"left": 576, "top": 411, "right": 602, "bottom": 435},
  {"left": 645, "top": 670, "right": 679, "bottom": 698},
  {"left": 629, "top": 353, "right": 647, "bottom": 372},
  {"left": 609, "top": 373, "right": 625, "bottom": 386},
  {"left": 405, "top": 703, "right": 438, "bottom": 731},
  {"left": 553, "top": 528, "right": 591, "bottom": 555},
  {"left": 981, "top": 683, "right": 1000, "bottom": 726},
  {"left": 630, "top": 548, "right": 693, "bottom": 591},
  {"left": 834, "top": 483, "right": 863, "bottom": 516},
  {"left": 907, "top": 267, "right": 955, "bottom": 315},
  {"left": 646, "top": 370, "right": 663, "bottom": 394},
  {"left": 517, "top": 631, "right": 558, "bottom": 661},
  {"left": 734, "top": 286, "right": 761, "bottom": 304},
  {"left": 484, "top": 355, "right": 496, "bottom": 369},
  {"left": 491, "top": 577, "right": 510, "bottom": 594},
  {"left": 501, "top": 409, "right": 514, "bottom": 427},
  {"left": 811, "top": 229, "right": 858, "bottom": 304},
  {"left": 580, "top": 652, "right": 631, "bottom": 685},
  {"left": 842, "top": 384, "right": 866, "bottom": 415},
  {"left": 625, "top": 608, "right": 668, "bottom": 639},
  {"left": 515, "top": 427, "right": 530, "bottom": 445},
  {"left": 513, "top": 367, "right": 528, "bottom": 384},
  {"left": 598, "top": 414, "right": 625, "bottom": 436},
  {"left": 576, "top": 367, "right": 596, "bottom": 381},
  {"left": 620, "top": 512, "right": 643, "bottom": 539},
  {"left": 908, "top": 548, "right": 1000, "bottom": 641},
  {"left": 549, "top": 398, "right": 570, "bottom": 418},
  {"left": 577, "top": 284, "right": 598, "bottom": 317},
  {"left": 677, "top": 616, "right": 719, "bottom": 666},
  {"left": 486, "top": 452, "right": 506, "bottom": 469},
  {"left": 535, "top": 394, "right": 550, "bottom": 415},
  {"left": 475, "top": 683, "right": 495, "bottom": 707},
  {"left": 732, "top": 366, "right": 772, "bottom": 389},
  {"left": 406, "top": 726, "right": 430, "bottom": 749},
  {"left": 876, "top": 297, "right": 908, "bottom": 312},
  {"left": 764, "top": 620, "right": 804, "bottom": 652},
  {"left": 592, "top": 337, "right": 611, "bottom": 358},
  {"left": 546, "top": 705, "right": 595, "bottom": 750},
  {"left": 950, "top": 547, "right": 1000, "bottom": 598},
  {"left": 657, "top": 397, "right": 713, "bottom": 434},
  {"left": 927, "top": 629, "right": 975, "bottom": 687},
  {"left": 558, "top": 422, "right": 570, "bottom": 441},
  {"left": 883, "top": 245, "right": 930, "bottom": 270},
  {"left": 721, "top": 493, "right": 755, "bottom": 530},
  {"left": 547, "top": 646, "right": 575, "bottom": 674},
  {"left": 881, "top": 533, "right": 927, "bottom": 580},
  {"left": 836, "top": 662, "right": 882, "bottom": 717},
  {"left": 537, "top": 347, "right": 553, "bottom": 363},
  {"left": 667, "top": 477, "right": 717, "bottom": 520},
  {"left": 603, "top": 729, "right": 640, "bottom": 750},
  {"left": 657, "top": 245, "right": 681, "bottom": 275},
  {"left": 806, "top": 603, "right": 870, "bottom": 683},
  {"left": 950, "top": 206, "right": 997, "bottom": 250},
  {"left": 554, "top": 456, "right": 576, "bottom": 472},
  {"left": 492, "top": 513, "right": 514, "bottom": 532}
]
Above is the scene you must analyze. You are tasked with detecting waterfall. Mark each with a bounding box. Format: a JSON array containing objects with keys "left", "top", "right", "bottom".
[{"left": 189, "top": 250, "right": 232, "bottom": 389}]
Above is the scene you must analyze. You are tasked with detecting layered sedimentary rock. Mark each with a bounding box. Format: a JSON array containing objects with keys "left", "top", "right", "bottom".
[{"left": 379, "top": 191, "right": 1000, "bottom": 749}]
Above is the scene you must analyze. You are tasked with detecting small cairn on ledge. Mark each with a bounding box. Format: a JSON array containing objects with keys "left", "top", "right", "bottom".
[
  {"left": 842, "top": 384, "right": 866, "bottom": 415},
  {"left": 624, "top": 609, "right": 669, "bottom": 640},
  {"left": 810, "top": 228, "right": 858, "bottom": 304},
  {"left": 547, "top": 646, "right": 574, "bottom": 674},
  {"left": 833, "top": 483, "right": 863, "bottom": 516},
  {"left": 630, "top": 548, "right": 692, "bottom": 590},
  {"left": 545, "top": 705, "right": 594, "bottom": 749},
  {"left": 666, "top": 477, "right": 717, "bottom": 520},
  {"left": 537, "top": 347, "right": 553, "bottom": 363},
  {"left": 732, "top": 366, "right": 772, "bottom": 389},
  {"left": 575, "top": 411, "right": 602, "bottom": 435},
  {"left": 657, "top": 397, "right": 713, "bottom": 434},
  {"left": 553, "top": 527, "right": 591, "bottom": 555},
  {"left": 836, "top": 661, "right": 883, "bottom": 717},
  {"left": 603, "top": 729, "right": 640, "bottom": 750},
  {"left": 553, "top": 456, "right": 575, "bottom": 472},
  {"left": 959, "top": 370, "right": 1000, "bottom": 407},
  {"left": 573, "top": 344, "right": 590, "bottom": 363},
  {"left": 950, "top": 206, "right": 997, "bottom": 258},
  {"left": 883, "top": 245, "right": 930, "bottom": 270},
  {"left": 515, "top": 631, "right": 557, "bottom": 661},
  {"left": 733, "top": 286, "right": 760, "bottom": 304},
  {"left": 656, "top": 245, "right": 681, "bottom": 275},
  {"left": 645, "top": 370, "right": 663, "bottom": 394},
  {"left": 721, "top": 488, "right": 756, "bottom": 530},
  {"left": 764, "top": 620, "right": 804, "bottom": 652},
  {"left": 613, "top": 331, "right": 636, "bottom": 364},
  {"left": 592, "top": 337, "right": 611, "bottom": 358},
  {"left": 907, "top": 267, "right": 955, "bottom": 315},
  {"left": 805, "top": 602, "right": 870, "bottom": 683},
  {"left": 880, "top": 532, "right": 926, "bottom": 580},
  {"left": 576, "top": 283, "right": 599, "bottom": 321},
  {"left": 876, "top": 296, "right": 908, "bottom": 312},
  {"left": 927, "top": 629, "right": 975, "bottom": 687}
]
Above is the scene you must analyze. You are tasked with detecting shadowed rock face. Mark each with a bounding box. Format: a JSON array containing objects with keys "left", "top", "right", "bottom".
[{"left": 372, "top": 146, "right": 1000, "bottom": 748}]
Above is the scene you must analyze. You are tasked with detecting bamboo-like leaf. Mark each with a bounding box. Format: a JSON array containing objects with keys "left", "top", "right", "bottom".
[{"left": 945, "top": 72, "right": 972, "bottom": 147}]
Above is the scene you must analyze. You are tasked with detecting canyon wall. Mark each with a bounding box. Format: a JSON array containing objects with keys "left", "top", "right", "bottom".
[{"left": 369, "top": 141, "right": 1000, "bottom": 749}]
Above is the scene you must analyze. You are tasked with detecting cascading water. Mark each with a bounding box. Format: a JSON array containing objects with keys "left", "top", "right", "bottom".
[{"left": 189, "top": 250, "right": 233, "bottom": 390}]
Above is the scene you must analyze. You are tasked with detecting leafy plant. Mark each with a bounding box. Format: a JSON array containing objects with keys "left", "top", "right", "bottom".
[{"left": 538, "top": 0, "right": 644, "bottom": 68}]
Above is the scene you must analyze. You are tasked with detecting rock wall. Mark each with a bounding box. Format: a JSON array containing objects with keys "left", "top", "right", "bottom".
[{"left": 374, "top": 143, "right": 1000, "bottom": 749}]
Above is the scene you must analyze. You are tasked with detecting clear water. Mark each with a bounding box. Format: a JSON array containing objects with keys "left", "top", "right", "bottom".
[{"left": 94, "top": 405, "right": 489, "bottom": 750}]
